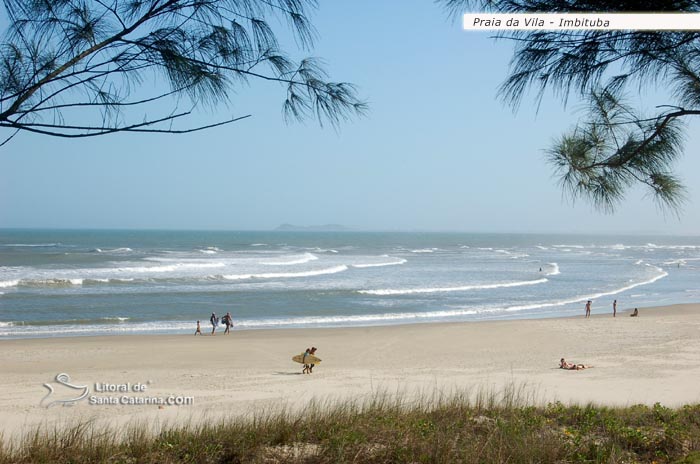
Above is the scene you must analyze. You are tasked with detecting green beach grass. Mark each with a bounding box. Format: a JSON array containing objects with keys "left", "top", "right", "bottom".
[{"left": 3, "top": 389, "right": 700, "bottom": 463}]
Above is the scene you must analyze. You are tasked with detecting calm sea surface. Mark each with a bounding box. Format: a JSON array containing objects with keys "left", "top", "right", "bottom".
[{"left": 1, "top": 230, "right": 698, "bottom": 338}]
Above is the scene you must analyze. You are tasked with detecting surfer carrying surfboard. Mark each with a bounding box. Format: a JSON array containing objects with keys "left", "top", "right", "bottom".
[
  {"left": 301, "top": 348, "right": 311, "bottom": 374},
  {"left": 307, "top": 347, "right": 318, "bottom": 374},
  {"left": 293, "top": 347, "right": 320, "bottom": 374}
]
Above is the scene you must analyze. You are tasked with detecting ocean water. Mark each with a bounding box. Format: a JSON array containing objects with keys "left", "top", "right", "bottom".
[{"left": 0, "top": 230, "right": 698, "bottom": 338}]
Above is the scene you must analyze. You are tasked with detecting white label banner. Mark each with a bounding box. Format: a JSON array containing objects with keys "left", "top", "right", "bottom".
[{"left": 463, "top": 13, "right": 700, "bottom": 30}]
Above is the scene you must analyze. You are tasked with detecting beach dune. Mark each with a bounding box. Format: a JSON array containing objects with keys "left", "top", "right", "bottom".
[{"left": 2, "top": 304, "right": 700, "bottom": 439}]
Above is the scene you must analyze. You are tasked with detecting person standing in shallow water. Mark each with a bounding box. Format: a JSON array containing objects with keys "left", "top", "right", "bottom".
[
  {"left": 585, "top": 300, "right": 592, "bottom": 318},
  {"left": 223, "top": 312, "right": 233, "bottom": 335},
  {"left": 613, "top": 299, "right": 617, "bottom": 318},
  {"left": 210, "top": 312, "right": 218, "bottom": 335}
]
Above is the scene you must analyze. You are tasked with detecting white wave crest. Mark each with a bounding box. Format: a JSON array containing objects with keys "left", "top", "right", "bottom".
[
  {"left": 234, "top": 309, "right": 482, "bottom": 328},
  {"left": 545, "top": 263, "right": 560, "bottom": 276},
  {"left": 98, "top": 247, "right": 132, "bottom": 253},
  {"left": 261, "top": 253, "right": 318, "bottom": 266},
  {"left": 198, "top": 247, "right": 220, "bottom": 254},
  {"left": 3, "top": 243, "right": 59, "bottom": 247},
  {"left": 222, "top": 265, "right": 348, "bottom": 280},
  {"left": 0, "top": 280, "right": 19, "bottom": 288},
  {"left": 411, "top": 248, "right": 438, "bottom": 253},
  {"left": 117, "top": 262, "right": 226, "bottom": 273},
  {"left": 359, "top": 278, "right": 548, "bottom": 296},
  {"left": 17, "top": 278, "right": 84, "bottom": 287},
  {"left": 503, "top": 265, "right": 668, "bottom": 312},
  {"left": 352, "top": 258, "right": 407, "bottom": 268}
]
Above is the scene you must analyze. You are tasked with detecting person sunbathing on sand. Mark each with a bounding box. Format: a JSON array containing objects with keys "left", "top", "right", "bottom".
[{"left": 560, "top": 358, "right": 591, "bottom": 370}]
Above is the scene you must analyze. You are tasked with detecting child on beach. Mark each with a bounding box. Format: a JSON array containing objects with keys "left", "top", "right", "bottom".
[
  {"left": 630, "top": 308, "right": 639, "bottom": 317},
  {"left": 194, "top": 320, "right": 202, "bottom": 336}
]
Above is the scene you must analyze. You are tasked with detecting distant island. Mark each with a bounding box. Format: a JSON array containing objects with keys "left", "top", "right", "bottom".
[{"left": 274, "top": 224, "right": 353, "bottom": 232}]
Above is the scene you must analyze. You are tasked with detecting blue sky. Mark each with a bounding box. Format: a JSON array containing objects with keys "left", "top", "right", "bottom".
[{"left": 1, "top": 1, "right": 699, "bottom": 234}]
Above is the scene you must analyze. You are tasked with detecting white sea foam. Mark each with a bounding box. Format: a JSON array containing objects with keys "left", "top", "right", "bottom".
[
  {"left": 352, "top": 258, "right": 407, "bottom": 268},
  {"left": 535, "top": 245, "right": 548, "bottom": 250},
  {"left": 545, "top": 263, "right": 560, "bottom": 276},
  {"left": 411, "top": 248, "right": 438, "bottom": 253},
  {"left": 250, "top": 243, "right": 267, "bottom": 247},
  {"left": 0, "top": 280, "right": 19, "bottom": 288},
  {"left": 306, "top": 247, "right": 338, "bottom": 253},
  {"left": 0, "top": 310, "right": 480, "bottom": 336},
  {"left": 359, "top": 278, "right": 548, "bottom": 296},
  {"left": 116, "top": 262, "right": 226, "bottom": 273},
  {"left": 222, "top": 265, "right": 348, "bottom": 280},
  {"left": 3, "top": 243, "right": 59, "bottom": 247},
  {"left": 503, "top": 265, "right": 668, "bottom": 312},
  {"left": 552, "top": 244, "right": 586, "bottom": 249},
  {"left": 11, "top": 278, "right": 85, "bottom": 287},
  {"left": 234, "top": 309, "right": 482, "bottom": 327},
  {"left": 0, "top": 321, "right": 13, "bottom": 327},
  {"left": 97, "top": 247, "right": 132, "bottom": 253},
  {"left": 509, "top": 253, "right": 530, "bottom": 259},
  {"left": 261, "top": 253, "right": 318, "bottom": 266}
]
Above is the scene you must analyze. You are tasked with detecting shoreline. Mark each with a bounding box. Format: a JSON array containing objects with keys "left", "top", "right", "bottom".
[
  {"left": 0, "top": 301, "right": 687, "bottom": 341},
  {"left": 2, "top": 303, "right": 700, "bottom": 439}
]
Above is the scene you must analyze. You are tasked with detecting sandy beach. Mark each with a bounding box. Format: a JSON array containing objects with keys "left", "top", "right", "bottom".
[{"left": 2, "top": 304, "right": 700, "bottom": 440}]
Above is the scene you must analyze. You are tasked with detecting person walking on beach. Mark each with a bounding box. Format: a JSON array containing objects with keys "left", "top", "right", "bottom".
[
  {"left": 308, "top": 347, "right": 318, "bottom": 374},
  {"left": 613, "top": 299, "right": 617, "bottom": 318},
  {"left": 302, "top": 347, "right": 311, "bottom": 374},
  {"left": 222, "top": 312, "right": 233, "bottom": 335},
  {"left": 210, "top": 312, "right": 219, "bottom": 335},
  {"left": 194, "top": 320, "right": 202, "bottom": 336},
  {"left": 585, "top": 300, "right": 592, "bottom": 318}
]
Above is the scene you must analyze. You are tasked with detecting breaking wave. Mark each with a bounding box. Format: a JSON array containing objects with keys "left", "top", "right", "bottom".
[
  {"left": 352, "top": 258, "right": 407, "bottom": 268},
  {"left": 359, "top": 278, "right": 548, "bottom": 296},
  {"left": 502, "top": 264, "right": 668, "bottom": 312},
  {"left": 261, "top": 253, "right": 318, "bottom": 266},
  {"left": 222, "top": 265, "right": 348, "bottom": 280}
]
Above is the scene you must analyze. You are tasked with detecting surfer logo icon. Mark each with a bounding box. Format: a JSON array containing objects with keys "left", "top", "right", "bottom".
[{"left": 40, "top": 373, "right": 90, "bottom": 408}]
